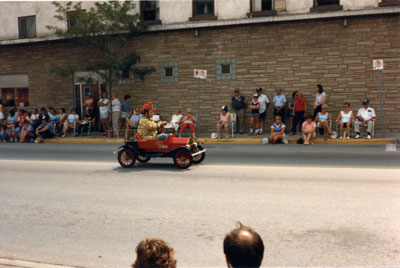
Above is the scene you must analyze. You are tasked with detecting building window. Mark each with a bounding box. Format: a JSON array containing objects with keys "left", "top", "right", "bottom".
[
  {"left": 160, "top": 62, "right": 178, "bottom": 83},
  {"left": 18, "top": 16, "right": 36, "bottom": 39},
  {"left": 216, "top": 59, "right": 236, "bottom": 81},
  {"left": 140, "top": 0, "right": 161, "bottom": 24},
  {"left": 311, "top": 0, "right": 343, "bottom": 11},
  {"left": 190, "top": 0, "right": 217, "bottom": 21},
  {"left": 248, "top": 0, "right": 276, "bottom": 17},
  {"left": 1, "top": 88, "right": 29, "bottom": 107},
  {"left": 379, "top": 0, "right": 400, "bottom": 7}
]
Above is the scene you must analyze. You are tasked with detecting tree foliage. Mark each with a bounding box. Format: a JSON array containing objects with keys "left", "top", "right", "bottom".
[{"left": 48, "top": 1, "right": 154, "bottom": 89}]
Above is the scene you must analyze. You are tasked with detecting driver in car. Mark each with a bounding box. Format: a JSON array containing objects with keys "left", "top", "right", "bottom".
[{"left": 138, "top": 108, "right": 168, "bottom": 140}]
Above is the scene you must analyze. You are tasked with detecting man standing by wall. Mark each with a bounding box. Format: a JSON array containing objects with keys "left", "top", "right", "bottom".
[
  {"left": 273, "top": 88, "right": 287, "bottom": 123},
  {"left": 256, "top": 87, "right": 270, "bottom": 135},
  {"left": 231, "top": 88, "right": 247, "bottom": 134}
]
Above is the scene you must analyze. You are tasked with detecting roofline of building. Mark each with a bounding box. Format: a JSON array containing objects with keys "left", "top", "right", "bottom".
[{"left": 1, "top": 6, "right": 399, "bottom": 46}]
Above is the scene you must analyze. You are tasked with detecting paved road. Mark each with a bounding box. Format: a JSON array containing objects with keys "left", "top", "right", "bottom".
[
  {"left": 0, "top": 144, "right": 399, "bottom": 267},
  {"left": 0, "top": 143, "right": 399, "bottom": 167}
]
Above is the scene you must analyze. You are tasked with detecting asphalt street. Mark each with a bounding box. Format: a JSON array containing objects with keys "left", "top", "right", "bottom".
[
  {"left": 0, "top": 143, "right": 399, "bottom": 268},
  {"left": 0, "top": 142, "right": 399, "bottom": 167}
]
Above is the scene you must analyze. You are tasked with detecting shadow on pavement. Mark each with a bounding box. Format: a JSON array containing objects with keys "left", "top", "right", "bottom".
[{"left": 112, "top": 162, "right": 199, "bottom": 173}]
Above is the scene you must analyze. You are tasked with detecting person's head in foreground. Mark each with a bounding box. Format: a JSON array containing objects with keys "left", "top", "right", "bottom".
[
  {"left": 132, "top": 238, "right": 176, "bottom": 268},
  {"left": 223, "top": 222, "right": 264, "bottom": 268}
]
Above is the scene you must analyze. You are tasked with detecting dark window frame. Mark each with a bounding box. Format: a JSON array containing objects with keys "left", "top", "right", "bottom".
[
  {"left": 221, "top": 64, "right": 231, "bottom": 74},
  {"left": 140, "top": 0, "right": 162, "bottom": 25},
  {"left": 248, "top": 0, "right": 277, "bottom": 17},
  {"left": 190, "top": 0, "right": 217, "bottom": 21},
  {"left": 1, "top": 87, "right": 29, "bottom": 107},
  {"left": 379, "top": 0, "right": 400, "bottom": 7},
  {"left": 310, "top": 0, "right": 343, "bottom": 12},
  {"left": 164, "top": 67, "right": 174, "bottom": 77},
  {"left": 18, "top": 16, "right": 36, "bottom": 39}
]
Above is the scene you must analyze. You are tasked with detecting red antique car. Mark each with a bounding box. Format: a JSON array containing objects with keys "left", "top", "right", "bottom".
[{"left": 117, "top": 133, "right": 206, "bottom": 169}]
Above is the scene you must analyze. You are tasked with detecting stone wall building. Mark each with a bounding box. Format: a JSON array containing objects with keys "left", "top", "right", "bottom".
[{"left": 0, "top": 0, "right": 399, "bottom": 135}]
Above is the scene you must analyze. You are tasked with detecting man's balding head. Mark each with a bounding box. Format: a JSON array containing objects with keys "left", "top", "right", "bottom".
[{"left": 223, "top": 222, "right": 264, "bottom": 268}]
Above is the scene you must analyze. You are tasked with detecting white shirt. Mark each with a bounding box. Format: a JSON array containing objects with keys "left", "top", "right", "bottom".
[
  {"left": 171, "top": 114, "right": 182, "bottom": 124},
  {"left": 315, "top": 92, "right": 326, "bottom": 106},
  {"left": 0, "top": 112, "right": 4, "bottom": 120},
  {"left": 111, "top": 98, "right": 121, "bottom": 112},
  {"left": 258, "top": 94, "right": 270, "bottom": 113},
  {"left": 30, "top": 113, "right": 39, "bottom": 120},
  {"left": 357, "top": 107, "right": 376, "bottom": 121},
  {"left": 99, "top": 98, "right": 109, "bottom": 114},
  {"left": 340, "top": 111, "right": 353, "bottom": 123}
]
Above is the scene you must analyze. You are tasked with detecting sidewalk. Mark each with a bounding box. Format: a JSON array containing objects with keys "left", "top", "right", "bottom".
[
  {"left": 0, "top": 258, "right": 76, "bottom": 268},
  {"left": 45, "top": 132, "right": 397, "bottom": 144}
]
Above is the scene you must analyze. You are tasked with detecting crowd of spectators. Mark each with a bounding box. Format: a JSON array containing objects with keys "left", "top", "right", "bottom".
[
  {"left": 0, "top": 84, "right": 376, "bottom": 143},
  {"left": 131, "top": 222, "right": 264, "bottom": 268},
  {"left": 225, "top": 85, "right": 376, "bottom": 143}
]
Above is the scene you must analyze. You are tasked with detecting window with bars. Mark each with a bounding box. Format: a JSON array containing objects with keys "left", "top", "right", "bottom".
[
  {"left": 1, "top": 88, "right": 29, "bottom": 107},
  {"left": 18, "top": 16, "right": 36, "bottom": 39},
  {"left": 140, "top": 0, "right": 161, "bottom": 24},
  {"left": 249, "top": 0, "right": 276, "bottom": 17},
  {"left": 190, "top": 0, "right": 217, "bottom": 20},
  {"left": 314, "top": 0, "right": 340, "bottom": 6},
  {"left": 311, "top": 0, "right": 342, "bottom": 11}
]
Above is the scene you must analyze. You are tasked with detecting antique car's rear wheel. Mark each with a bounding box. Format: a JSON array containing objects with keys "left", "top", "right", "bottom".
[
  {"left": 118, "top": 149, "right": 136, "bottom": 168},
  {"left": 137, "top": 155, "right": 151, "bottom": 163},
  {"left": 191, "top": 144, "right": 205, "bottom": 164},
  {"left": 173, "top": 148, "right": 193, "bottom": 169}
]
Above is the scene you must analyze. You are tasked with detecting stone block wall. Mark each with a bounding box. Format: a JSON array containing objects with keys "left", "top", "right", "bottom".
[{"left": 0, "top": 14, "right": 399, "bottom": 135}]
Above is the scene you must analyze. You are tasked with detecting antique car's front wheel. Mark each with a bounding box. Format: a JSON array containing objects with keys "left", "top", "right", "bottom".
[
  {"left": 191, "top": 144, "right": 205, "bottom": 164},
  {"left": 118, "top": 149, "right": 136, "bottom": 168},
  {"left": 173, "top": 148, "right": 193, "bottom": 169},
  {"left": 137, "top": 155, "right": 151, "bottom": 163}
]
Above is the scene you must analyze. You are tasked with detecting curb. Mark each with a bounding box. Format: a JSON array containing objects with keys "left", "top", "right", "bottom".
[
  {"left": 44, "top": 137, "right": 394, "bottom": 145},
  {"left": 0, "top": 258, "right": 77, "bottom": 268}
]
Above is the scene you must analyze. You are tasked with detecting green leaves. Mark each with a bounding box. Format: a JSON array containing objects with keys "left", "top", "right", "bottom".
[{"left": 48, "top": 1, "right": 154, "bottom": 89}]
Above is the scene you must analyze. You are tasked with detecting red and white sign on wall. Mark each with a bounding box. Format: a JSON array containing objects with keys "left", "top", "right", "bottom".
[
  {"left": 194, "top": 69, "right": 207, "bottom": 79},
  {"left": 373, "top": 59, "right": 384, "bottom": 70}
]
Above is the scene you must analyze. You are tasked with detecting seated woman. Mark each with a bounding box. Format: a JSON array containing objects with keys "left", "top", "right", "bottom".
[
  {"left": 125, "top": 107, "right": 142, "bottom": 139},
  {"left": 62, "top": 109, "right": 79, "bottom": 137},
  {"left": 17, "top": 109, "right": 29, "bottom": 127},
  {"left": 268, "top": 116, "right": 288, "bottom": 144},
  {"left": 315, "top": 104, "right": 333, "bottom": 138},
  {"left": 216, "top": 105, "right": 232, "bottom": 139},
  {"left": 337, "top": 102, "right": 354, "bottom": 139},
  {"left": 179, "top": 108, "right": 197, "bottom": 139},
  {"left": 5, "top": 122, "right": 20, "bottom": 143},
  {"left": 6, "top": 110, "right": 18, "bottom": 128},
  {"left": 170, "top": 109, "right": 182, "bottom": 133},
  {"left": 302, "top": 114, "right": 317, "bottom": 145},
  {"left": 20, "top": 120, "right": 34, "bottom": 143},
  {"left": 137, "top": 109, "right": 168, "bottom": 140}
]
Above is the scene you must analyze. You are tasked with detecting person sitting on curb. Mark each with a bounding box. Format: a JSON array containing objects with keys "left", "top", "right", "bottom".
[
  {"left": 354, "top": 98, "right": 376, "bottom": 139},
  {"left": 223, "top": 222, "right": 264, "bottom": 268},
  {"left": 315, "top": 104, "right": 333, "bottom": 139},
  {"left": 216, "top": 105, "right": 232, "bottom": 139},
  {"left": 132, "top": 238, "right": 177, "bottom": 268},
  {"left": 266, "top": 116, "right": 288, "bottom": 144},
  {"left": 179, "top": 108, "right": 197, "bottom": 138},
  {"left": 138, "top": 108, "right": 168, "bottom": 140},
  {"left": 302, "top": 114, "right": 316, "bottom": 145},
  {"left": 34, "top": 117, "right": 55, "bottom": 143},
  {"left": 75, "top": 109, "right": 94, "bottom": 137},
  {"left": 20, "top": 119, "right": 34, "bottom": 143}
]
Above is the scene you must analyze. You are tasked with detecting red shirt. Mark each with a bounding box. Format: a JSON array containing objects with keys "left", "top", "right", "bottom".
[
  {"left": 19, "top": 113, "right": 28, "bottom": 122},
  {"left": 295, "top": 98, "right": 306, "bottom": 112}
]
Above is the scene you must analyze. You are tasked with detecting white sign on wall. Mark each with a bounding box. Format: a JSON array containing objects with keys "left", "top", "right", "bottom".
[
  {"left": 373, "top": 59, "right": 384, "bottom": 70},
  {"left": 194, "top": 69, "right": 207, "bottom": 79}
]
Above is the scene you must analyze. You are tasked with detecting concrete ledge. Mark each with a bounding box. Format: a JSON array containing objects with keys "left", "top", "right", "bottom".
[
  {"left": 44, "top": 137, "right": 393, "bottom": 145},
  {"left": 0, "top": 258, "right": 76, "bottom": 268}
]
